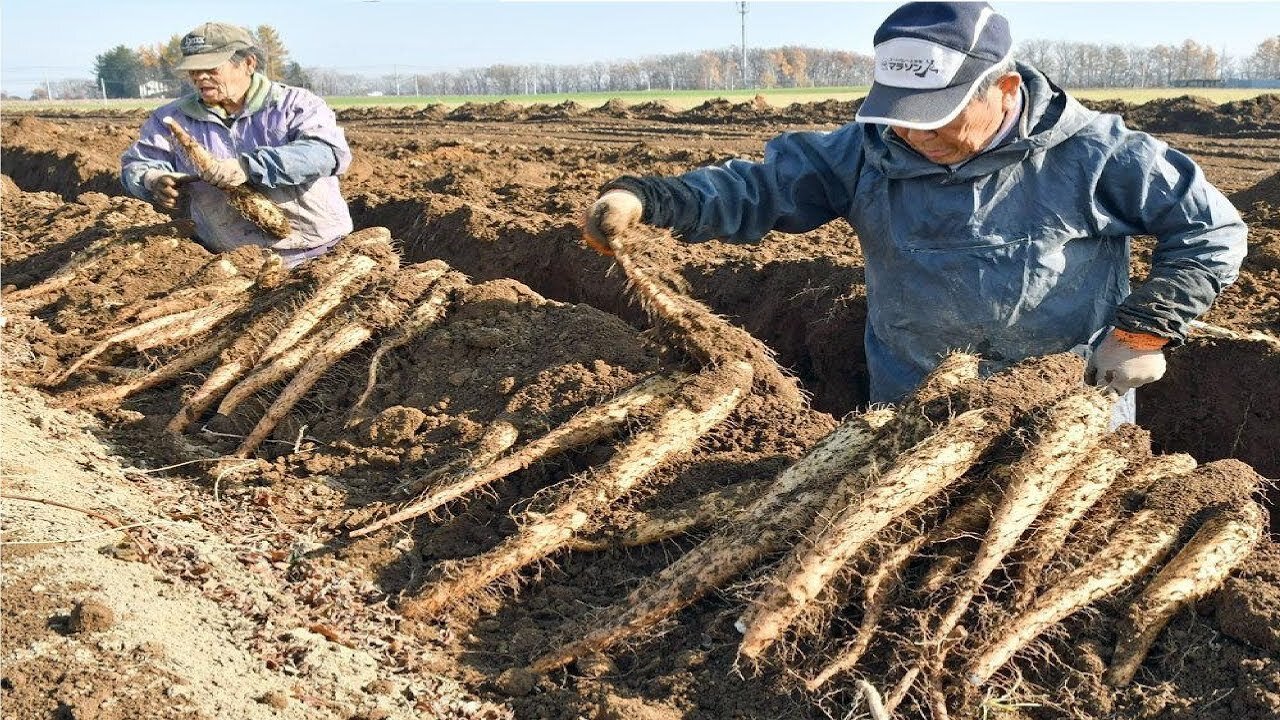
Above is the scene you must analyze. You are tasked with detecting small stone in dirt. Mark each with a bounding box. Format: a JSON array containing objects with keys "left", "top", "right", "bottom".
[
  {"left": 493, "top": 667, "right": 537, "bottom": 696},
  {"left": 98, "top": 538, "right": 144, "bottom": 562},
  {"left": 364, "top": 679, "right": 396, "bottom": 696},
  {"left": 574, "top": 652, "right": 617, "bottom": 679},
  {"left": 463, "top": 327, "right": 506, "bottom": 349},
  {"left": 206, "top": 457, "right": 270, "bottom": 487},
  {"left": 507, "top": 626, "right": 543, "bottom": 655},
  {"left": 674, "top": 649, "right": 706, "bottom": 669},
  {"left": 68, "top": 599, "right": 114, "bottom": 634},
  {"left": 258, "top": 690, "right": 290, "bottom": 709},
  {"left": 367, "top": 406, "right": 426, "bottom": 445}
]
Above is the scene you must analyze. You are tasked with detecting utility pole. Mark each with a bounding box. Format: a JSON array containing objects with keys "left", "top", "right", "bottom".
[{"left": 738, "top": 1, "right": 749, "bottom": 90}]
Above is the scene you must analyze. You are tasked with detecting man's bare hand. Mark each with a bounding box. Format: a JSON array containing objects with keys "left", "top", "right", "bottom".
[
  {"left": 582, "top": 190, "right": 643, "bottom": 256},
  {"left": 143, "top": 171, "right": 196, "bottom": 211}
]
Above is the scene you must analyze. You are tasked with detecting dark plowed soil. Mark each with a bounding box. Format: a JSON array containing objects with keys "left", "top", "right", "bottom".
[{"left": 2, "top": 94, "right": 1278, "bottom": 720}]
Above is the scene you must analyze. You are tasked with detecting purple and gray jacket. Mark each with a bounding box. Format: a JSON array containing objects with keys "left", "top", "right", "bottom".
[{"left": 121, "top": 74, "right": 353, "bottom": 266}]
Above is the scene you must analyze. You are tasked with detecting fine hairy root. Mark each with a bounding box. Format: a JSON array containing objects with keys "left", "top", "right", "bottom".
[{"left": 161, "top": 116, "right": 291, "bottom": 238}]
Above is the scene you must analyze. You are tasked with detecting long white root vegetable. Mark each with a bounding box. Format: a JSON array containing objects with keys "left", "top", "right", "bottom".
[
  {"left": 964, "top": 459, "right": 1263, "bottom": 686},
  {"left": 925, "top": 391, "right": 1110, "bottom": 654},
  {"left": 1010, "top": 448, "right": 1128, "bottom": 609},
  {"left": 530, "top": 359, "right": 975, "bottom": 673},
  {"left": 233, "top": 323, "right": 373, "bottom": 456},
  {"left": 255, "top": 236, "right": 393, "bottom": 365},
  {"left": 737, "top": 406, "right": 1007, "bottom": 660},
  {"left": 1061, "top": 453, "right": 1197, "bottom": 563},
  {"left": 67, "top": 327, "right": 238, "bottom": 408},
  {"left": 162, "top": 117, "right": 291, "bottom": 239},
  {"left": 1104, "top": 500, "right": 1263, "bottom": 687},
  {"left": 351, "top": 372, "right": 686, "bottom": 537},
  {"left": 613, "top": 477, "right": 771, "bottom": 548},
  {"left": 403, "top": 361, "right": 753, "bottom": 618},
  {"left": 47, "top": 301, "right": 243, "bottom": 386}
]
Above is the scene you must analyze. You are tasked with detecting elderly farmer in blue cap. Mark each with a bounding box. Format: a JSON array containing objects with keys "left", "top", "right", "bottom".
[
  {"left": 122, "top": 22, "right": 353, "bottom": 267},
  {"left": 583, "top": 1, "right": 1246, "bottom": 423}
]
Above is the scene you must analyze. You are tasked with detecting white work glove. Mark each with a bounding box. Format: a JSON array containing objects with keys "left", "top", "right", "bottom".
[
  {"left": 582, "top": 190, "right": 643, "bottom": 256},
  {"left": 202, "top": 157, "right": 250, "bottom": 189},
  {"left": 141, "top": 170, "right": 196, "bottom": 211},
  {"left": 1085, "top": 328, "right": 1168, "bottom": 395}
]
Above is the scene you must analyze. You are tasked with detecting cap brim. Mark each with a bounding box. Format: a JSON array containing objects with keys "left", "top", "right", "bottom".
[
  {"left": 175, "top": 50, "right": 236, "bottom": 71},
  {"left": 855, "top": 53, "right": 1005, "bottom": 130},
  {"left": 855, "top": 82, "right": 975, "bottom": 130}
]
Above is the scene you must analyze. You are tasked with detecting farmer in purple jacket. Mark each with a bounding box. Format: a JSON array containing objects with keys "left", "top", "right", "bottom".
[{"left": 122, "top": 22, "right": 353, "bottom": 267}]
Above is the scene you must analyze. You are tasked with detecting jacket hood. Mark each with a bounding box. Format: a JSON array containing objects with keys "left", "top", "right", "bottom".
[{"left": 860, "top": 62, "right": 1099, "bottom": 180}]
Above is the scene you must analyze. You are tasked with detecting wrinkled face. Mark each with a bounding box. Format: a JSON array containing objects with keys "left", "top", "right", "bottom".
[
  {"left": 891, "top": 73, "right": 1022, "bottom": 165},
  {"left": 188, "top": 55, "right": 256, "bottom": 108}
]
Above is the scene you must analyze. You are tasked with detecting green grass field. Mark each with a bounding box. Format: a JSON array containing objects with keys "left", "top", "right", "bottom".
[{"left": 6, "top": 85, "right": 1273, "bottom": 113}]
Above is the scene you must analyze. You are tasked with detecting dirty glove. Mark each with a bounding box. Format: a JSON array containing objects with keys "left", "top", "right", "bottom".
[
  {"left": 582, "top": 190, "right": 643, "bottom": 256},
  {"left": 1085, "top": 328, "right": 1168, "bottom": 395},
  {"left": 202, "top": 156, "right": 250, "bottom": 189},
  {"left": 142, "top": 170, "right": 196, "bottom": 211}
]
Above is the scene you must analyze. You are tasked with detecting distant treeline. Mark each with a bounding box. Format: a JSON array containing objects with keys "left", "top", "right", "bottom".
[
  {"left": 308, "top": 36, "right": 1280, "bottom": 97},
  {"left": 17, "top": 34, "right": 1280, "bottom": 101}
]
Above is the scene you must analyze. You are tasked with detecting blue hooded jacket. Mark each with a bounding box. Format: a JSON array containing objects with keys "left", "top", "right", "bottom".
[{"left": 607, "top": 64, "right": 1247, "bottom": 402}]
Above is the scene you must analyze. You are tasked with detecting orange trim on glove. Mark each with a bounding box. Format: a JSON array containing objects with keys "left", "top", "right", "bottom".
[
  {"left": 1111, "top": 328, "right": 1169, "bottom": 351},
  {"left": 582, "top": 230, "right": 615, "bottom": 257}
]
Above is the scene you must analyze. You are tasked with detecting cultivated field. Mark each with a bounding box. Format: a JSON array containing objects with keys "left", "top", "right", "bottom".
[
  {"left": 2, "top": 93, "right": 1278, "bottom": 720},
  {"left": 6, "top": 84, "right": 1277, "bottom": 112}
]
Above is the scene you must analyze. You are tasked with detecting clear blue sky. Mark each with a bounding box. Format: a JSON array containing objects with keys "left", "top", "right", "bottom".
[{"left": 3, "top": 1, "right": 1277, "bottom": 96}]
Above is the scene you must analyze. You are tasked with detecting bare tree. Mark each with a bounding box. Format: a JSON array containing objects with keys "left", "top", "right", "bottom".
[{"left": 1245, "top": 36, "right": 1280, "bottom": 79}]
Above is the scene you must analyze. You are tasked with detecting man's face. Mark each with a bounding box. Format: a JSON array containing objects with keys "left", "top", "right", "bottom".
[
  {"left": 890, "top": 73, "right": 1021, "bottom": 165},
  {"left": 187, "top": 56, "right": 255, "bottom": 107}
]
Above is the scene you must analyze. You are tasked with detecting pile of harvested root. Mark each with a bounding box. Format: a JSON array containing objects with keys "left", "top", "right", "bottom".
[
  {"left": 355, "top": 229, "right": 1265, "bottom": 719},
  {"left": 6, "top": 217, "right": 1271, "bottom": 720}
]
